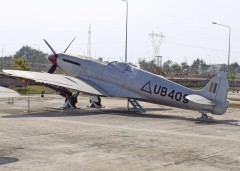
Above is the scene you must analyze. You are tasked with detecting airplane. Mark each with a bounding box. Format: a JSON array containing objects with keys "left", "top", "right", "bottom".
[
  {"left": 2, "top": 39, "right": 229, "bottom": 119},
  {"left": 0, "top": 86, "right": 20, "bottom": 98}
]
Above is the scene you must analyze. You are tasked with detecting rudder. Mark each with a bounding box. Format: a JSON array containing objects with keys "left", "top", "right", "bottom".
[{"left": 200, "top": 72, "right": 229, "bottom": 104}]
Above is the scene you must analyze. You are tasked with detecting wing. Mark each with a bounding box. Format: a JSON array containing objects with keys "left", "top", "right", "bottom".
[
  {"left": 0, "top": 86, "right": 20, "bottom": 98},
  {"left": 2, "top": 70, "right": 142, "bottom": 99},
  {"left": 3, "top": 70, "right": 104, "bottom": 96},
  {"left": 186, "top": 94, "right": 216, "bottom": 106}
]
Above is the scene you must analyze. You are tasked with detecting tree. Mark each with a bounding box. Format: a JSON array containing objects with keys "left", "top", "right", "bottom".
[
  {"left": 14, "top": 46, "right": 48, "bottom": 67},
  {"left": 191, "top": 58, "right": 208, "bottom": 74},
  {"left": 181, "top": 62, "right": 190, "bottom": 71},
  {"left": 180, "top": 62, "right": 190, "bottom": 76},
  {"left": 227, "top": 62, "right": 239, "bottom": 81},
  {"left": 200, "top": 62, "right": 209, "bottom": 73},
  {"left": 171, "top": 63, "right": 181, "bottom": 75},
  {"left": 220, "top": 64, "right": 227, "bottom": 72},
  {"left": 191, "top": 59, "right": 200, "bottom": 74},
  {"left": 13, "top": 58, "right": 31, "bottom": 71},
  {"left": 138, "top": 59, "right": 164, "bottom": 76},
  {"left": 13, "top": 58, "right": 31, "bottom": 90},
  {"left": 229, "top": 62, "right": 239, "bottom": 73},
  {"left": 162, "top": 60, "right": 172, "bottom": 76}
]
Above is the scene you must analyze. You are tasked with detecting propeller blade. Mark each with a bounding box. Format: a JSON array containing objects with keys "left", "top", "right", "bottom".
[
  {"left": 64, "top": 36, "right": 76, "bottom": 53},
  {"left": 48, "top": 64, "right": 57, "bottom": 74},
  {"left": 43, "top": 39, "right": 57, "bottom": 56}
]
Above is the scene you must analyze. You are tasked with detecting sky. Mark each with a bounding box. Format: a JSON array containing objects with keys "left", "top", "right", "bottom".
[{"left": 1, "top": 0, "right": 240, "bottom": 66}]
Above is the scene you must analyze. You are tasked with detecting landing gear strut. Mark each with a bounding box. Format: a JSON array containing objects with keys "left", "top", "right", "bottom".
[{"left": 41, "top": 84, "right": 80, "bottom": 109}]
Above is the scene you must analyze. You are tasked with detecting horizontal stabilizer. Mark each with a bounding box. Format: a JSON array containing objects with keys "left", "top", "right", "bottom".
[{"left": 186, "top": 94, "right": 215, "bottom": 106}]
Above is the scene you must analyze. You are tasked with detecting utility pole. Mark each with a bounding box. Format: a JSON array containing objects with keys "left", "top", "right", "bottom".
[
  {"left": 149, "top": 32, "right": 165, "bottom": 67},
  {"left": 212, "top": 22, "right": 231, "bottom": 75},
  {"left": 87, "top": 24, "right": 91, "bottom": 57},
  {"left": 122, "top": 0, "right": 128, "bottom": 62}
]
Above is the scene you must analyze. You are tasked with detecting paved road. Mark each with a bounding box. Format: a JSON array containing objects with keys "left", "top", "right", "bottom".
[{"left": 0, "top": 95, "right": 240, "bottom": 171}]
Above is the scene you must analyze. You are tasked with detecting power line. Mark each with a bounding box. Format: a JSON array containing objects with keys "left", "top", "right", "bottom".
[{"left": 165, "top": 41, "right": 240, "bottom": 54}]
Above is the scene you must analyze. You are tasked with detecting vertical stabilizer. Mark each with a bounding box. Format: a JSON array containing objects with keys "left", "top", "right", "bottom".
[{"left": 200, "top": 72, "right": 229, "bottom": 104}]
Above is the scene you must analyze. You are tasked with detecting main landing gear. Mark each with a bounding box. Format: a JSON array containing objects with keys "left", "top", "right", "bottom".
[
  {"left": 198, "top": 113, "right": 214, "bottom": 120},
  {"left": 63, "top": 91, "right": 80, "bottom": 109},
  {"left": 42, "top": 84, "right": 79, "bottom": 109},
  {"left": 87, "top": 96, "right": 104, "bottom": 108},
  {"left": 41, "top": 84, "right": 105, "bottom": 109}
]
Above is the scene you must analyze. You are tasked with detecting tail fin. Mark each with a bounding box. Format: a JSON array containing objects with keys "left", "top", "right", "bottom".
[{"left": 200, "top": 72, "right": 229, "bottom": 104}]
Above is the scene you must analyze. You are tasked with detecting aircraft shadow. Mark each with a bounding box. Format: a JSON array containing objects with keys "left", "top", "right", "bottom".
[
  {"left": 104, "top": 109, "right": 240, "bottom": 127},
  {"left": 2, "top": 108, "right": 104, "bottom": 118},
  {"left": 2, "top": 107, "right": 239, "bottom": 127},
  {"left": 194, "top": 119, "right": 240, "bottom": 126},
  {"left": 0, "top": 157, "right": 19, "bottom": 165}
]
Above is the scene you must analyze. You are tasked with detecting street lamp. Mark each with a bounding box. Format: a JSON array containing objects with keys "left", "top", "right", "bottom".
[
  {"left": 122, "top": 0, "right": 128, "bottom": 62},
  {"left": 212, "top": 22, "right": 231, "bottom": 74}
]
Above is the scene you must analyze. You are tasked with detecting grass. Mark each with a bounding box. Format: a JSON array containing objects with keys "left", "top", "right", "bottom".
[{"left": 12, "top": 85, "right": 55, "bottom": 95}]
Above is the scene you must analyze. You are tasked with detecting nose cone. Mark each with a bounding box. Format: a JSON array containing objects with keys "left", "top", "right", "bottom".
[{"left": 48, "top": 54, "right": 57, "bottom": 65}]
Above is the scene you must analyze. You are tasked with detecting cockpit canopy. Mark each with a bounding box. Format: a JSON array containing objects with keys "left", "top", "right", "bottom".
[{"left": 107, "top": 61, "right": 134, "bottom": 73}]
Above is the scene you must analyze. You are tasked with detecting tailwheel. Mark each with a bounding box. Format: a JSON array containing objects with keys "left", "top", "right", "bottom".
[{"left": 198, "top": 113, "right": 214, "bottom": 120}]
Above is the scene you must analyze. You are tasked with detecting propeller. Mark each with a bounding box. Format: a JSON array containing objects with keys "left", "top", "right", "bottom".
[
  {"left": 43, "top": 39, "right": 57, "bottom": 56},
  {"left": 48, "top": 64, "right": 57, "bottom": 74},
  {"left": 43, "top": 37, "right": 76, "bottom": 74},
  {"left": 64, "top": 36, "right": 76, "bottom": 53}
]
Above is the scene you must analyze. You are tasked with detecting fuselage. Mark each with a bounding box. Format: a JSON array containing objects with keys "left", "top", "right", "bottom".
[{"left": 55, "top": 53, "right": 216, "bottom": 114}]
